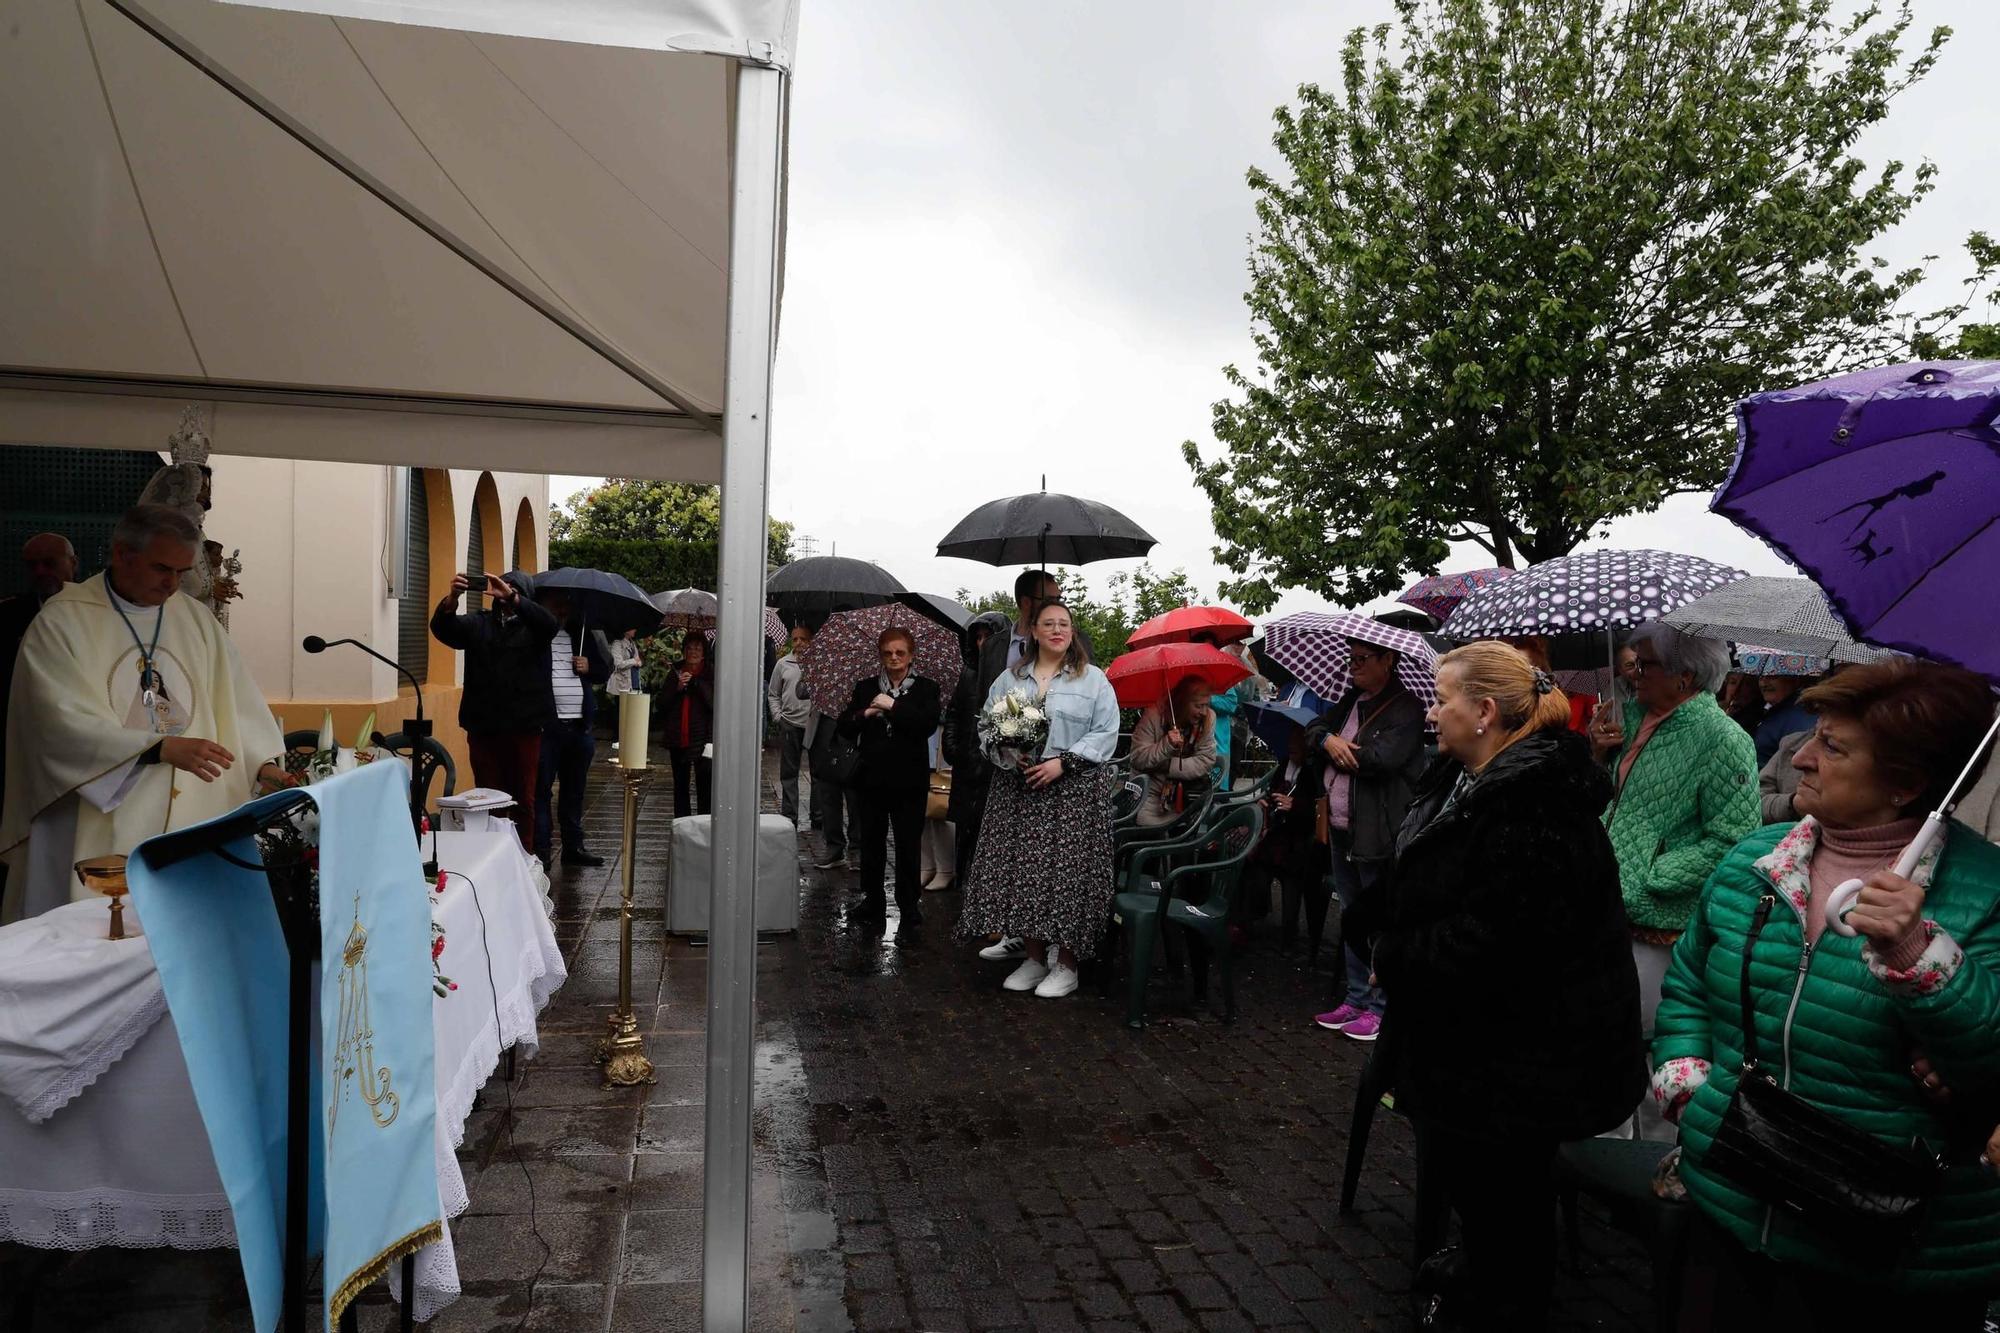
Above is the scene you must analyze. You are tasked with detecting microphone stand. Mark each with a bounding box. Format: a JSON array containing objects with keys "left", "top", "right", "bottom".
[{"left": 301, "top": 636, "right": 436, "bottom": 876}]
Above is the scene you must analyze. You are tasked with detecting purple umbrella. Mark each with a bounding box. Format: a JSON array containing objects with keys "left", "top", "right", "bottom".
[
  {"left": 1716, "top": 360, "right": 2000, "bottom": 939},
  {"left": 1396, "top": 567, "right": 1516, "bottom": 622},
  {"left": 1714, "top": 360, "right": 2000, "bottom": 680}
]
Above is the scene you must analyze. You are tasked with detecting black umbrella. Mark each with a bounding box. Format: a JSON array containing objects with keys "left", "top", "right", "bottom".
[
  {"left": 529, "top": 566, "right": 664, "bottom": 637},
  {"left": 896, "top": 590, "right": 973, "bottom": 633},
  {"left": 936, "top": 482, "right": 1156, "bottom": 568},
  {"left": 767, "top": 555, "right": 904, "bottom": 622}
]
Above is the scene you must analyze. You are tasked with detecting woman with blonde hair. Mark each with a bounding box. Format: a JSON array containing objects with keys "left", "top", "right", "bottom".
[{"left": 1348, "top": 640, "right": 1644, "bottom": 1328}]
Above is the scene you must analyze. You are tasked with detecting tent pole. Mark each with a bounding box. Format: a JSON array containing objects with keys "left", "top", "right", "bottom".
[{"left": 703, "top": 60, "right": 785, "bottom": 1333}]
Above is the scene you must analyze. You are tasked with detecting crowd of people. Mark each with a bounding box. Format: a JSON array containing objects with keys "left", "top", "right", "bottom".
[
  {"left": 8, "top": 517, "right": 2000, "bottom": 1329},
  {"left": 762, "top": 576, "right": 2000, "bottom": 1330}
]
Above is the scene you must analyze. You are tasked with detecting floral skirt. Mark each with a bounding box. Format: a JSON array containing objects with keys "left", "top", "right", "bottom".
[{"left": 953, "top": 763, "right": 1117, "bottom": 960}]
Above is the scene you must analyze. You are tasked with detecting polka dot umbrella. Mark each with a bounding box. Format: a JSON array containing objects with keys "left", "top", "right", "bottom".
[{"left": 1442, "top": 549, "right": 1745, "bottom": 640}]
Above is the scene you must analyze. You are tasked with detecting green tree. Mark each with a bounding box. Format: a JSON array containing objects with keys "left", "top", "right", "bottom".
[
  {"left": 550, "top": 479, "right": 793, "bottom": 567},
  {"left": 1186, "top": 0, "right": 1980, "bottom": 611}
]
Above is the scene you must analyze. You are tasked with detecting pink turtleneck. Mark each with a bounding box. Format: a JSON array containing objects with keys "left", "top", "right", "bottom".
[{"left": 1807, "top": 816, "right": 1927, "bottom": 967}]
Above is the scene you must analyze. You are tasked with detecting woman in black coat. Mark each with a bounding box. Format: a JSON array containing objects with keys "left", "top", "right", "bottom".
[
  {"left": 837, "top": 627, "right": 943, "bottom": 926},
  {"left": 1354, "top": 641, "right": 1644, "bottom": 1329}
]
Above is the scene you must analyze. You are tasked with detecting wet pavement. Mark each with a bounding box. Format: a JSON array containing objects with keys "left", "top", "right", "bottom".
[{"left": 4, "top": 742, "right": 1665, "bottom": 1331}]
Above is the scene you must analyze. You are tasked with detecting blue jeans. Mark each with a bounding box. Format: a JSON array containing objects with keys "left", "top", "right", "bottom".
[{"left": 1330, "top": 847, "right": 1386, "bottom": 1014}]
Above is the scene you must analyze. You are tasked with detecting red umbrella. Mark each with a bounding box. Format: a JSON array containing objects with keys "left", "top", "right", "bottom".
[
  {"left": 1124, "top": 605, "right": 1254, "bottom": 650},
  {"left": 1105, "top": 643, "right": 1251, "bottom": 711}
]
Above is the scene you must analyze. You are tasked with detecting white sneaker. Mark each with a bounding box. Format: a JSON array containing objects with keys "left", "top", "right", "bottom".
[
  {"left": 1033, "top": 964, "right": 1079, "bottom": 999},
  {"left": 1002, "top": 959, "right": 1049, "bottom": 992},
  {"left": 978, "top": 936, "right": 1026, "bottom": 961}
]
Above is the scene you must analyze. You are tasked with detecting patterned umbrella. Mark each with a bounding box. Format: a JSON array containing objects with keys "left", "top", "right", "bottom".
[
  {"left": 1442, "top": 549, "right": 1745, "bottom": 639},
  {"left": 801, "top": 603, "right": 964, "bottom": 708},
  {"left": 1714, "top": 361, "right": 2000, "bottom": 679},
  {"left": 1261, "top": 612, "right": 1440, "bottom": 708},
  {"left": 764, "top": 607, "right": 789, "bottom": 652},
  {"left": 1736, "top": 647, "right": 1831, "bottom": 677},
  {"left": 1104, "top": 643, "right": 1250, "bottom": 710},
  {"left": 1660, "top": 576, "right": 1893, "bottom": 665},
  {"left": 1396, "top": 567, "right": 1516, "bottom": 622},
  {"left": 1125, "top": 605, "right": 1255, "bottom": 650}
]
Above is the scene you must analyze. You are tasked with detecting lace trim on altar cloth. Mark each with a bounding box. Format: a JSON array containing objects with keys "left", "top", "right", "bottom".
[
  {"left": 19, "top": 988, "right": 170, "bottom": 1125},
  {"left": 437, "top": 936, "right": 568, "bottom": 1148},
  {"left": 0, "top": 1187, "right": 237, "bottom": 1250}
]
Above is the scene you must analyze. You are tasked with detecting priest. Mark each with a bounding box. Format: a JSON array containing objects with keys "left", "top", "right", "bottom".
[{"left": 0, "top": 504, "right": 284, "bottom": 923}]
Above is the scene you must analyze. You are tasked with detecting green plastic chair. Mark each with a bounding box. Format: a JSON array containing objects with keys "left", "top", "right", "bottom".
[
  {"left": 1162, "top": 801, "right": 1265, "bottom": 1024},
  {"left": 1111, "top": 801, "right": 1264, "bottom": 1028}
]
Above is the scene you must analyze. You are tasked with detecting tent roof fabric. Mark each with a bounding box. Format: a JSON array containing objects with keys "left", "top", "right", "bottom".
[{"left": 0, "top": 0, "right": 792, "bottom": 480}]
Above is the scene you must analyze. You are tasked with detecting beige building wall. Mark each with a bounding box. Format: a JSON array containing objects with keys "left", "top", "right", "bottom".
[{"left": 207, "top": 460, "right": 549, "bottom": 797}]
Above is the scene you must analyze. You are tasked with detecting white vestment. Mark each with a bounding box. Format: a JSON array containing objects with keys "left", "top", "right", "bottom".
[{"left": 0, "top": 574, "right": 281, "bottom": 922}]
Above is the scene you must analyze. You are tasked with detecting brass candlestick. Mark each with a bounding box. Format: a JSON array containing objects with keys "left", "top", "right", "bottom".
[
  {"left": 597, "top": 761, "right": 656, "bottom": 1088},
  {"left": 75, "top": 855, "right": 135, "bottom": 940}
]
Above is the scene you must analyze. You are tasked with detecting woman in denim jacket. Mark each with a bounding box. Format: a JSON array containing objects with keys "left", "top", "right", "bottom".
[{"left": 954, "top": 601, "right": 1121, "bottom": 1000}]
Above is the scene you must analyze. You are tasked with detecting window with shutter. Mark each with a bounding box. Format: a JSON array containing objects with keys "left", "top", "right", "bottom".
[{"left": 397, "top": 468, "right": 429, "bottom": 684}]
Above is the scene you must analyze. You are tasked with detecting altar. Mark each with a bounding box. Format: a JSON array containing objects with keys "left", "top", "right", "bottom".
[{"left": 0, "top": 828, "right": 565, "bottom": 1321}]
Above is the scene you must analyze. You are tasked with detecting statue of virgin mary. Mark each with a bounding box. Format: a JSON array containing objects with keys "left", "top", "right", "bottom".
[{"left": 137, "top": 406, "right": 219, "bottom": 609}]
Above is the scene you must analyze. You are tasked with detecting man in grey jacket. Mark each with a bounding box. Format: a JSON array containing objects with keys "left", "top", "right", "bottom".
[{"left": 767, "top": 623, "right": 814, "bottom": 825}]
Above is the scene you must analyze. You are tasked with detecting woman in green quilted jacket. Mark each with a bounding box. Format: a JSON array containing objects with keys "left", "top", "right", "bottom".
[
  {"left": 1653, "top": 660, "right": 2000, "bottom": 1325},
  {"left": 1588, "top": 621, "right": 1760, "bottom": 1139}
]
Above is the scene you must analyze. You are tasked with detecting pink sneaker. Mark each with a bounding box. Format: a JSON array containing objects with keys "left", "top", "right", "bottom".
[
  {"left": 1342, "top": 1012, "right": 1382, "bottom": 1042},
  {"left": 1314, "top": 1003, "right": 1364, "bottom": 1031}
]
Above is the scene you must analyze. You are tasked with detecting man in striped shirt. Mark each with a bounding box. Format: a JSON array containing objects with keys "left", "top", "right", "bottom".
[{"left": 534, "top": 588, "right": 611, "bottom": 870}]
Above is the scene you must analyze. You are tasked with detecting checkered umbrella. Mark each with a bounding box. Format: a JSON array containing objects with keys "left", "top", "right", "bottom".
[
  {"left": 801, "top": 603, "right": 964, "bottom": 709},
  {"left": 1261, "top": 612, "right": 1440, "bottom": 708},
  {"left": 1396, "top": 568, "right": 1516, "bottom": 622},
  {"left": 1443, "top": 549, "right": 1744, "bottom": 639},
  {"left": 764, "top": 607, "right": 789, "bottom": 652}
]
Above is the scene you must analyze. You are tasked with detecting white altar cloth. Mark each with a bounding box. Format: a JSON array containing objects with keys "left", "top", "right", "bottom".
[{"left": 0, "top": 829, "right": 565, "bottom": 1318}]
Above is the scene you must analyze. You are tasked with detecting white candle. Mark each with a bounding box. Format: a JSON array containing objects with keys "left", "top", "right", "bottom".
[{"left": 619, "top": 693, "right": 651, "bottom": 769}]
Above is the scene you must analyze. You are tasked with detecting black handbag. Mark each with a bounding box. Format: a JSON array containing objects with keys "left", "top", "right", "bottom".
[
  {"left": 813, "top": 731, "right": 861, "bottom": 785},
  {"left": 1701, "top": 890, "right": 1944, "bottom": 1248}
]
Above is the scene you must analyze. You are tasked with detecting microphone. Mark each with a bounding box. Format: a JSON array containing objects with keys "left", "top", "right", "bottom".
[
  {"left": 301, "top": 632, "right": 437, "bottom": 876},
  {"left": 299, "top": 635, "right": 423, "bottom": 722}
]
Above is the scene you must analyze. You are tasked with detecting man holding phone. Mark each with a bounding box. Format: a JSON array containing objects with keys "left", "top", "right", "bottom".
[{"left": 430, "top": 569, "right": 558, "bottom": 852}]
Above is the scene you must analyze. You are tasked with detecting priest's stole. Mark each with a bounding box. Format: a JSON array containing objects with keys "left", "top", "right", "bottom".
[{"left": 128, "top": 761, "right": 441, "bottom": 1332}]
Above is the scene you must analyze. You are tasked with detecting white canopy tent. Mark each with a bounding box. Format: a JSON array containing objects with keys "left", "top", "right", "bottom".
[{"left": 0, "top": 0, "right": 791, "bottom": 1325}]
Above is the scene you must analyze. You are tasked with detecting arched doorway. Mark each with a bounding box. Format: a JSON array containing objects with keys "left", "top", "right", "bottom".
[
  {"left": 512, "top": 497, "right": 540, "bottom": 574},
  {"left": 465, "top": 473, "right": 504, "bottom": 611}
]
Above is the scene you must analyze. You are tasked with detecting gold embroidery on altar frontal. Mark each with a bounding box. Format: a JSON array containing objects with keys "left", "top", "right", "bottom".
[
  {"left": 328, "top": 1218, "right": 443, "bottom": 1325},
  {"left": 328, "top": 895, "right": 401, "bottom": 1132}
]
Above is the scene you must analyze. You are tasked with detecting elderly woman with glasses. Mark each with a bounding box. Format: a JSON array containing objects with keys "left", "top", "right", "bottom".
[
  {"left": 1305, "top": 638, "right": 1429, "bottom": 1041},
  {"left": 1589, "top": 621, "right": 1760, "bottom": 1140},
  {"left": 837, "top": 627, "right": 943, "bottom": 927}
]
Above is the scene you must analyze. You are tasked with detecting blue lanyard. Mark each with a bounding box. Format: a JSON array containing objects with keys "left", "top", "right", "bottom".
[{"left": 109, "top": 590, "right": 166, "bottom": 717}]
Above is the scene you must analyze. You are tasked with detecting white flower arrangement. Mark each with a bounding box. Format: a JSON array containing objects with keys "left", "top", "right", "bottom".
[{"left": 978, "top": 691, "right": 1050, "bottom": 769}]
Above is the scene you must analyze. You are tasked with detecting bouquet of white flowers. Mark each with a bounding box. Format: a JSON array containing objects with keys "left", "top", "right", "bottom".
[{"left": 978, "top": 690, "right": 1050, "bottom": 769}]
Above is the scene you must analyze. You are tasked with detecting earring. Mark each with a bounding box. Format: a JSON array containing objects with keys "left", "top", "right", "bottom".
[{"left": 1476, "top": 726, "right": 1486, "bottom": 735}]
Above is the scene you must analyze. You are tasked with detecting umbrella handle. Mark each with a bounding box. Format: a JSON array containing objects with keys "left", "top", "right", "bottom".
[{"left": 1825, "top": 708, "right": 2000, "bottom": 937}]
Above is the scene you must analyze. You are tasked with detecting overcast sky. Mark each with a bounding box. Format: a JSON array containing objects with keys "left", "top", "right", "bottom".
[{"left": 558, "top": 0, "right": 1998, "bottom": 618}]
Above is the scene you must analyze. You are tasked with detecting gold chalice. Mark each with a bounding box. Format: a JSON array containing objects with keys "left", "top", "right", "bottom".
[{"left": 74, "top": 855, "right": 136, "bottom": 940}]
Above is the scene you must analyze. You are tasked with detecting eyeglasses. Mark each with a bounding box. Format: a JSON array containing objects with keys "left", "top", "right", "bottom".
[{"left": 1349, "top": 648, "right": 1390, "bottom": 664}]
